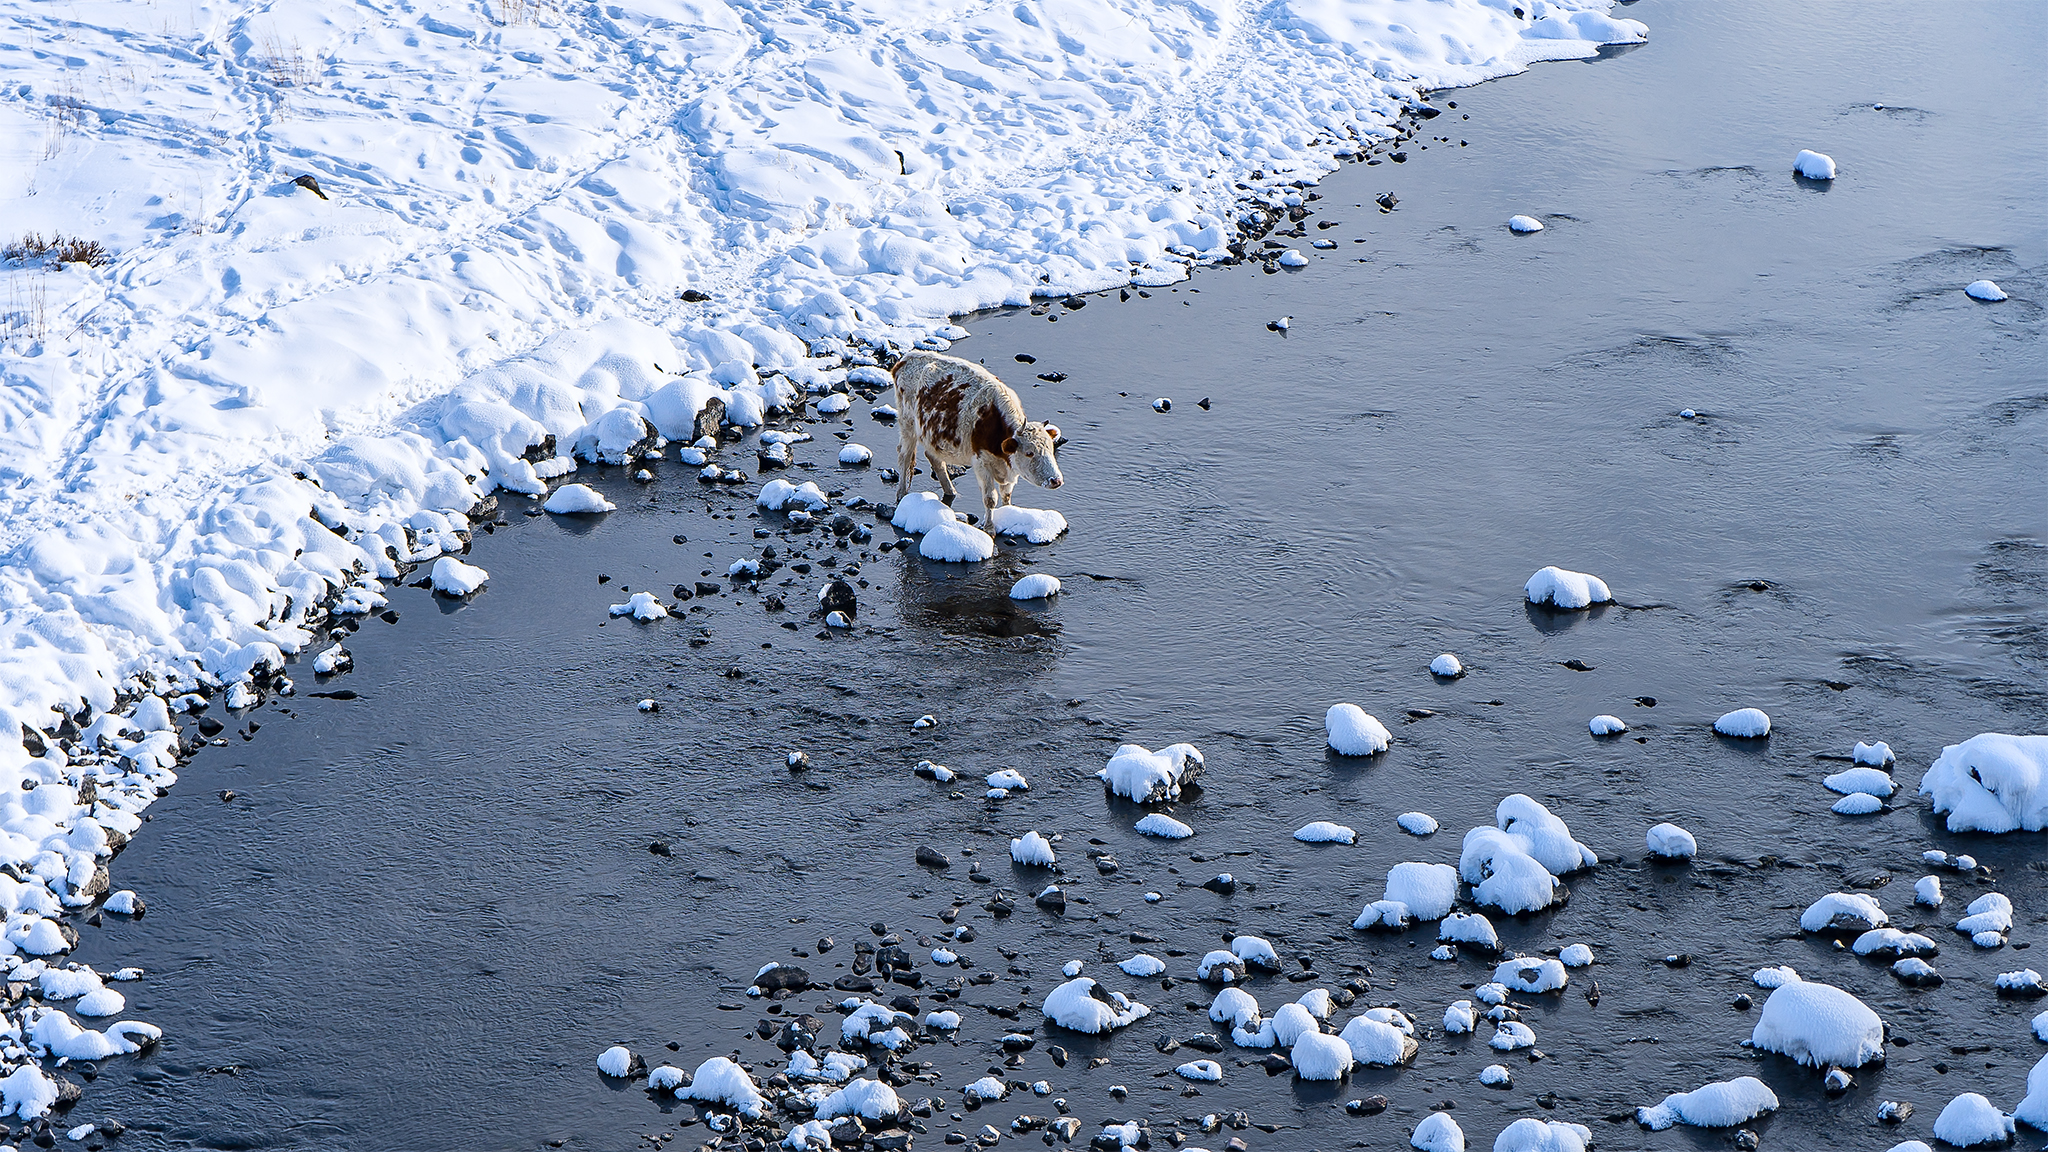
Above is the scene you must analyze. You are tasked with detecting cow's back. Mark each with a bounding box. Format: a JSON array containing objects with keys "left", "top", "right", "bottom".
[{"left": 894, "top": 352, "right": 1008, "bottom": 459}]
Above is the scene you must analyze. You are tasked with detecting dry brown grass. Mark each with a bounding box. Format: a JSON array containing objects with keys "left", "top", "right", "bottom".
[{"left": 3, "top": 233, "right": 112, "bottom": 268}]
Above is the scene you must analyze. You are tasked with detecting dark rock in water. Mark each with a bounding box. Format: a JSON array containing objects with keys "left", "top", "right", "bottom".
[
  {"left": 1201, "top": 874, "right": 1237, "bottom": 895},
  {"left": 1346, "top": 1095, "right": 1389, "bottom": 1116},
  {"left": 1094, "top": 854, "right": 1119, "bottom": 876},
  {"left": 763, "top": 595, "right": 785, "bottom": 612},
  {"left": 876, "top": 945, "right": 914, "bottom": 975},
  {"left": 1733, "top": 1130, "right": 1758, "bottom": 1151},
  {"left": 1732, "top": 994, "right": 1753, "bottom": 1010},
  {"left": 821, "top": 578, "right": 858, "bottom": 618},
  {"left": 672, "top": 584, "right": 693, "bottom": 600},
  {"left": 915, "top": 845, "right": 950, "bottom": 868},
  {"left": 1154, "top": 1034, "right": 1179, "bottom": 1054},
  {"left": 1260, "top": 1054, "right": 1292, "bottom": 1075},
  {"left": 828, "top": 1117, "right": 864, "bottom": 1146},
  {"left": 816, "top": 936, "right": 834, "bottom": 953},
  {"left": 1047, "top": 1044, "right": 1069, "bottom": 1068},
  {"left": 1877, "top": 1100, "right": 1912, "bottom": 1124},
  {"left": 1894, "top": 964, "right": 1943, "bottom": 988},
  {"left": 1558, "top": 659, "right": 1594, "bottom": 671},
  {"left": 1662, "top": 953, "right": 1691, "bottom": 968},
  {"left": 1034, "top": 888, "right": 1066, "bottom": 913},
  {"left": 1584, "top": 980, "right": 1601, "bottom": 1006},
  {"left": 1376, "top": 192, "right": 1399, "bottom": 211},
  {"left": 1036, "top": 372, "right": 1067, "bottom": 383},
  {"left": 775, "top": 1017, "right": 819, "bottom": 1051},
  {"left": 1391, "top": 151, "right": 1408, "bottom": 163},
  {"left": 833, "top": 975, "right": 877, "bottom": 993},
  {"left": 1002, "top": 1033, "right": 1034, "bottom": 1051},
  {"left": 648, "top": 841, "right": 672, "bottom": 857},
  {"left": 1197, "top": 397, "right": 1211, "bottom": 409},
  {"left": 985, "top": 893, "right": 1015, "bottom": 917},
  {"left": 757, "top": 966, "right": 809, "bottom": 993},
  {"left": 218, "top": 790, "right": 237, "bottom": 803},
  {"left": 1015, "top": 354, "right": 1036, "bottom": 363},
  {"left": 694, "top": 581, "right": 721, "bottom": 597},
  {"left": 1182, "top": 1033, "right": 1223, "bottom": 1053},
  {"left": 1634, "top": 696, "right": 1657, "bottom": 707},
  {"left": 196, "top": 716, "right": 225, "bottom": 738}
]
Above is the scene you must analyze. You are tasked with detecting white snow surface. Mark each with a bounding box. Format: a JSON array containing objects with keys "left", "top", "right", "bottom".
[
  {"left": 1635, "top": 1076, "right": 1780, "bottom": 1129},
  {"left": 1411, "top": 1111, "right": 1466, "bottom": 1152},
  {"left": 1749, "top": 980, "right": 1887, "bottom": 1068},
  {"left": 1800, "top": 892, "right": 1889, "bottom": 933},
  {"left": 682, "top": 1056, "right": 767, "bottom": 1117},
  {"left": 1385, "top": 862, "right": 1461, "bottom": 921},
  {"left": 1134, "top": 813, "right": 1194, "bottom": 839},
  {"left": 1326, "top": 703, "right": 1392, "bottom": 755},
  {"left": 1431, "top": 653, "right": 1465, "bottom": 678},
  {"left": 1010, "top": 831, "right": 1057, "bottom": 867},
  {"left": 1459, "top": 794, "right": 1595, "bottom": 914},
  {"left": 1291, "top": 1031, "right": 1354, "bottom": 1080},
  {"left": 1825, "top": 766, "right": 1897, "bottom": 797},
  {"left": 816, "top": 1078, "right": 902, "bottom": 1121},
  {"left": 1832, "top": 792, "right": 1884, "bottom": 815},
  {"left": 1966, "top": 280, "right": 2009, "bottom": 302},
  {"left": 1794, "top": 149, "right": 1838, "bottom": 179},
  {"left": 1589, "top": 715, "right": 1627, "bottom": 736},
  {"left": 1507, "top": 215, "right": 1544, "bottom": 233},
  {"left": 429, "top": 556, "right": 489, "bottom": 596},
  {"left": 1560, "top": 944, "right": 1595, "bottom": 968},
  {"left": 1524, "top": 566, "right": 1611, "bottom": 609},
  {"left": 1495, "top": 957, "right": 1568, "bottom": 994},
  {"left": 1919, "top": 733, "right": 2048, "bottom": 833}
]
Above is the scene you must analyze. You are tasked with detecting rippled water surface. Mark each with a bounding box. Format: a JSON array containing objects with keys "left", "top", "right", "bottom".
[{"left": 73, "top": 2, "right": 2045, "bottom": 1150}]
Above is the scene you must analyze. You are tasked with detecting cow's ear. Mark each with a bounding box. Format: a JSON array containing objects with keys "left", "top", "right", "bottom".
[
  {"left": 1042, "top": 423, "right": 1061, "bottom": 443},
  {"left": 1001, "top": 436, "right": 1019, "bottom": 455}
]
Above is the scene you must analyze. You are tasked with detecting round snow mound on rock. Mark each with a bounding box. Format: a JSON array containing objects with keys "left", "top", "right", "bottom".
[
  {"left": 1918, "top": 733, "right": 2048, "bottom": 833},
  {"left": 1525, "top": 566, "right": 1611, "bottom": 609},
  {"left": 1508, "top": 214, "right": 1544, "bottom": 233},
  {"left": 1430, "top": 653, "right": 1464, "bottom": 678},
  {"left": 1749, "top": 980, "right": 1886, "bottom": 1068},
  {"left": 1590, "top": 714, "right": 1627, "bottom": 736},
  {"left": 1410, "top": 1111, "right": 1465, "bottom": 1151},
  {"left": 1932, "top": 1092, "right": 2015, "bottom": 1147},
  {"left": 1636, "top": 1075, "right": 1780, "bottom": 1129},
  {"left": 1714, "top": 708, "right": 1771, "bottom": 738},
  {"left": 1646, "top": 822, "right": 1696, "bottom": 859},
  {"left": 1327, "top": 704, "right": 1391, "bottom": 755},
  {"left": 544, "top": 483, "right": 615, "bottom": 514},
  {"left": 919, "top": 520, "right": 995, "bottom": 562},
  {"left": 1290, "top": 1031, "right": 1352, "bottom": 1080},
  {"left": 1010, "top": 573, "right": 1061, "bottom": 600},
  {"left": 1965, "top": 279, "right": 2008, "bottom": 302},
  {"left": 1794, "top": 149, "right": 1837, "bottom": 179},
  {"left": 1493, "top": 1118, "right": 1592, "bottom": 1152}
]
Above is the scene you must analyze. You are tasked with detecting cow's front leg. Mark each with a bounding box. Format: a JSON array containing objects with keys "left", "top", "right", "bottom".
[
  {"left": 927, "top": 450, "right": 957, "bottom": 499},
  {"left": 894, "top": 431, "right": 916, "bottom": 499}
]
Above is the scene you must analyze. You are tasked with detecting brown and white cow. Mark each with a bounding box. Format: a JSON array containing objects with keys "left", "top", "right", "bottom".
[{"left": 891, "top": 351, "right": 1063, "bottom": 525}]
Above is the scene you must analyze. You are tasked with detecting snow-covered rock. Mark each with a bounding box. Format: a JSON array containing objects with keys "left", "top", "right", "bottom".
[
  {"left": 1385, "top": 861, "right": 1461, "bottom": 921},
  {"left": 1801, "top": 892, "right": 1888, "bottom": 934},
  {"left": 544, "top": 483, "right": 615, "bottom": 514},
  {"left": 891, "top": 492, "right": 962, "bottom": 534},
  {"left": 681, "top": 1057, "right": 767, "bottom": 1117},
  {"left": 1645, "top": 822, "right": 1696, "bottom": 859},
  {"left": 1589, "top": 715, "right": 1627, "bottom": 736},
  {"left": 1440, "top": 912, "right": 1501, "bottom": 953},
  {"left": 2017, "top": 1053, "right": 2048, "bottom": 1130},
  {"left": 991, "top": 505, "right": 1067, "bottom": 543},
  {"left": 838, "top": 443, "right": 873, "bottom": 464},
  {"left": 1431, "top": 653, "right": 1465, "bottom": 678},
  {"left": 1919, "top": 734, "right": 2048, "bottom": 833},
  {"left": 1134, "top": 813, "right": 1193, "bottom": 839},
  {"left": 1460, "top": 795, "right": 1596, "bottom": 913},
  {"left": 758, "top": 478, "right": 830, "bottom": 513},
  {"left": 1561, "top": 943, "right": 1595, "bottom": 967},
  {"left": 1098, "top": 743, "right": 1203, "bottom": 802},
  {"left": 1825, "top": 766, "right": 1897, "bottom": 797},
  {"left": 1444, "top": 1000, "right": 1477, "bottom": 1034},
  {"left": 1832, "top": 792, "right": 1884, "bottom": 815},
  {"left": 1399, "top": 812, "right": 1440, "bottom": 836},
  {"left": 597, "top": 1045, "right": 640, "bottom": 1078},
  {"left": 1010, "top": 831, "right": 1056, "bottom": 867},
  {"left": 1041, "top": 978, "right": 1148, "bottom": 1034},
  {"left": 609, "top": 592, "right": 668, "bottom": 621},
  {"left": 1966, "top": 280, "right": 2008, "bottom": 302},
  {"left": 817, "top": 1078, "right": 903, "bottom": 1121},
  {"left": 1327, "top": 704, "right": 1392, "bottom": 755},
  {"left": 1175, "top": 1059, "right": 1223, "bottom": 1081},
  {"left": 1917, "top": 876, "right": 1944, "bottom": 906},
  {"left": 1010, "top": 574, "right": 1062, "bottom": 600},
  {"left": 1339, "top": 1014, "right": 1418, "bottom": 1066},
  {"left": 1492, "top": 1119, "right": 1592, "bottom": 1152},
  {"left": 1490, "top": 1021, "right": 1537, "bottom": 1051},
  {"left": 1411, "top": 1111, "right": 1466, "bottom": 1152},
  {"left": 1636, "top": 1076, "right": 1779, "bottom": 1129},
  {"left": 1295, "top": 821, "right": 1356, "bottom": 844},
  {"left": 1750, "top": 980, "right": 1886, "bottom": 1068},
  {"left": 1496, "top": 957, "right": 1569, "bottom": 994},
  {"left": 1854, "top": 741, "right": 1896, "bottom": 766},
  {"left": 1507, "top": 215, "right": 1544, "bottom": 233},
  {"left": 1853, "top": 929, "right": 1938, "bottom": 958},
  {"left": 1291, "top": 1031, "right": 1353, "bottom": 1079},
  {"left": 1524, "top": 566, "right": 1611, "bottom": 609},
  {"left": 1714, "top": 708, "right": 1771, "bottom": 738},
  {"left": 1932, "top": 1093, "right": 2014, "bottom": 1147},
  {"left": 1794, "top": 149, "right": 1837, "bottom": 179},
  {"left": 919, "top": 520, "right": 995, "bottom": 562},
  {"left": 1119, "top": 954, "right": 1166, "bottom": 978},
  {"left": 1958, "top": 893, "right": 2015, "bottom": 937}
]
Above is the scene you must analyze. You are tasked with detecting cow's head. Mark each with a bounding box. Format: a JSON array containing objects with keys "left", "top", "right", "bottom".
[{"left": 1005, "top": 422, "right": 1063, "bottom": 489}]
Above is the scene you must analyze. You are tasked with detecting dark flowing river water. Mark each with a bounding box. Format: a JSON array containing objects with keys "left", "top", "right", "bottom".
[{"left": 70, "top": 2, "right": 2045, "bottom": 1150}]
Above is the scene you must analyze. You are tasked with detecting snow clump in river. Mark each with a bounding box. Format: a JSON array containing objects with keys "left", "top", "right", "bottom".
[
  {"left": 1326, "top": 704, "right": 1391, "bottom": 755},
  {"left": 1459, "top": 795, "right": 1596, "bottom": 914},
  {"left": 1524, "top": 566, "right": 1611, "bottom": 609},
  {"left": 1918, "top": 733, "right": 2048, "bottom": 832}
]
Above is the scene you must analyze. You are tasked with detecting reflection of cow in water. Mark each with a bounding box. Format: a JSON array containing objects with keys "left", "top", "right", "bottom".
[{"left": 891, "top": 352, "right": 1063, "bottom": 525}]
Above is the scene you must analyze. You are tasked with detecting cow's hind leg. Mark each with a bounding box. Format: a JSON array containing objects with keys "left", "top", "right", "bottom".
[{"left": 895, "top": 424, "right": 916, "bottom": 499}]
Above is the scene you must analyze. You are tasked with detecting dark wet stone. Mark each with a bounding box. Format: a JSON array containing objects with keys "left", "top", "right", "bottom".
[
  {"left": 834, "top": 975, "right": 877, "bottom": 992},
  {"left": 694, "top": 581, "right": 721, "bottom": 597},
  {"left": 915, "top": 845, "right": 950, "bottom": 868},
  {"left": 1732, "top": 994, "right": 1753, "bottom": 1010},
  {"left": 1260, "top": 1054, "right": 1292, "bottom": 1075},
  {"left": 756, "top": 966, "right": 809, "bottom": 992},
  {"left": 1182, "top": 1033, "right": 1223, "bottom": 1053},
  {"left": 1200, "top": 874, "right": 1236, "bottom": 895},
  {"left": 680, "top": 289, "right": 712, "bottom": 302},
  {"left": 648, "top": 841, "right": 671, "bottom": 856},
  {"left": 1034, "top": 888, "right": 1066, "bottom": 913},
  {"left": 1346, "top": 1096, "right": 1389, "bottom": 1116}
]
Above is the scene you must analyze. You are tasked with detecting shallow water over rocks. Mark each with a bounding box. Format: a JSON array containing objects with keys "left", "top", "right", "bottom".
[{"left": 73, "top": 2, "right": 2044, "bottom": 1149}]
